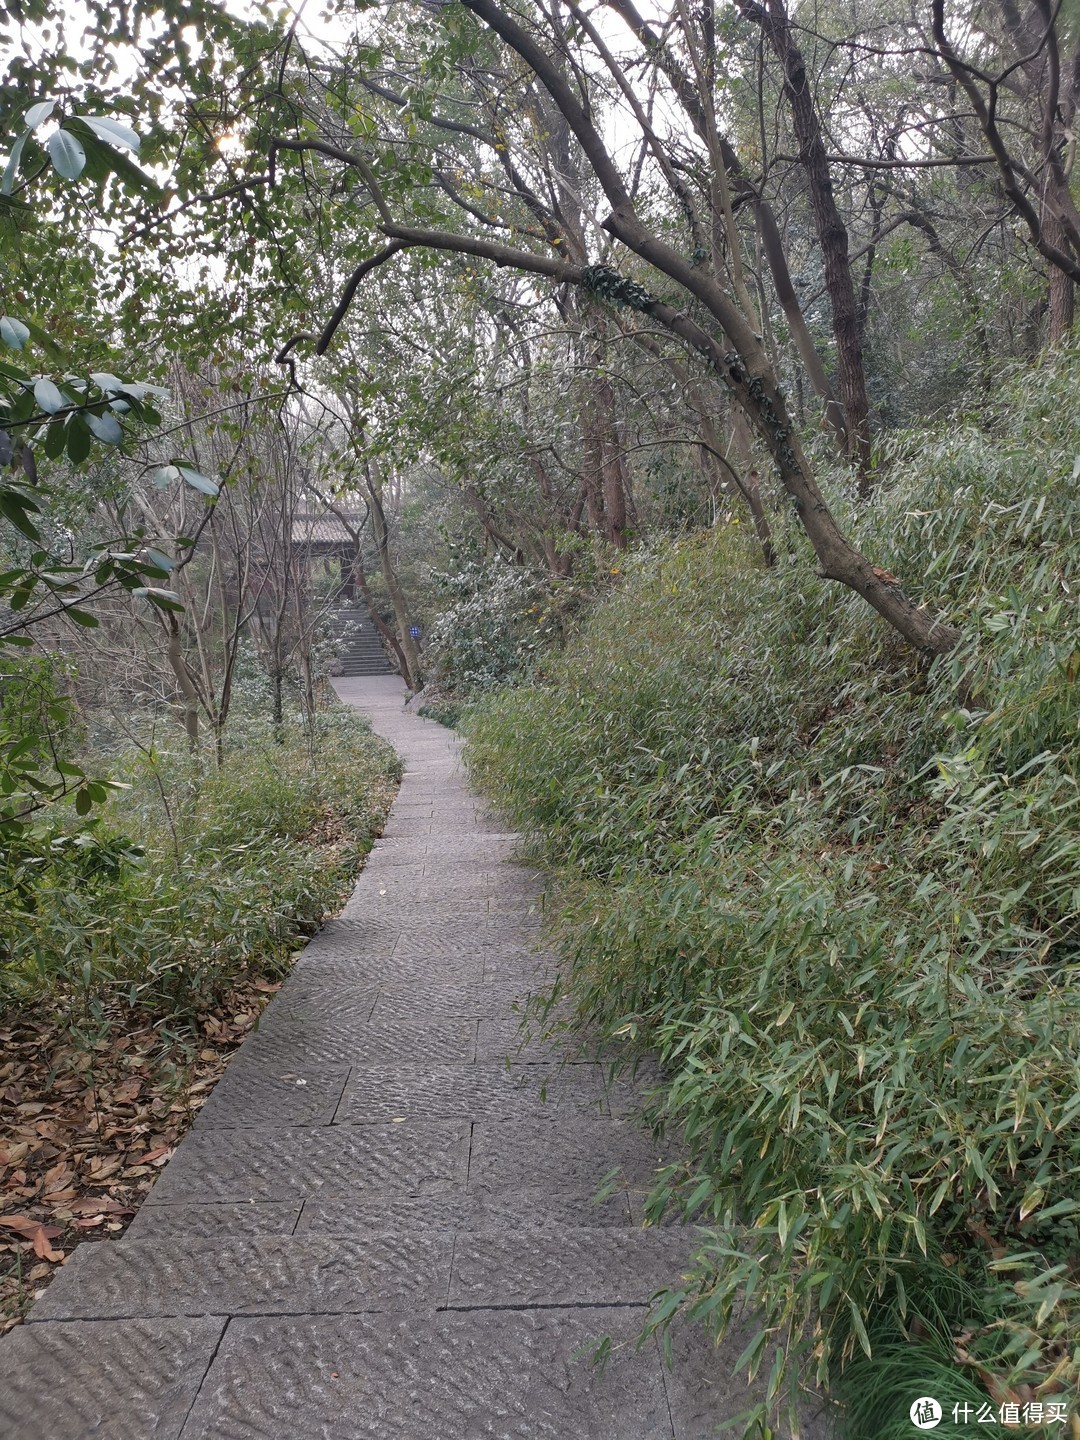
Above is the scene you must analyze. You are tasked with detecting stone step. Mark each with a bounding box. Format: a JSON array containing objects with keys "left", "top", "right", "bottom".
[{"left": 339, "top": 659, "right": 395, "bottom": 676}]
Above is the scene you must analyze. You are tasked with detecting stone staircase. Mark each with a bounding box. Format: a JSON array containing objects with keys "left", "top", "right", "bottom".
[{"left": 329, "top": 603, "right": 395, "bottom": 677}]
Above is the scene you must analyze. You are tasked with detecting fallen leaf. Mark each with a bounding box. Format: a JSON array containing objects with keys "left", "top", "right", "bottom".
[
  {"left": 31, "top": 1229, "right": 64, "bottom": 1262},
  {"left": 42, "top": 1188, "right": 79, "bottom": 1206},
  {"left": 139, "top": 1146, "right": 171, "bottom": 1164},
  {"left": 0, "top": 1216, "right": 62, "bottom": 1240}
]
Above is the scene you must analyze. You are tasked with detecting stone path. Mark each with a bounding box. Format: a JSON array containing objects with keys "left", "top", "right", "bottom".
[{"left": 0, "top": 677, "right": 816, "bottom": 1440}]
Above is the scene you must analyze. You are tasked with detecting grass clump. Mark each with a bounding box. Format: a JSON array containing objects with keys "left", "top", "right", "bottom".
[
  {"left": 464, "top": 357, "right": 1080, "bottom": 1437},
  {"left": 0, "top": 699, "right": 402, "bottom": 1020},
  {"left": 418, "top": 698, "right": 463, "bottom": 730}
]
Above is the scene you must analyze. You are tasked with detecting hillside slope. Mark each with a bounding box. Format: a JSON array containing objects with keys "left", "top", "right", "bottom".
[{"left": 465, "top": 359, "right": 1080, "bottom": 1438}]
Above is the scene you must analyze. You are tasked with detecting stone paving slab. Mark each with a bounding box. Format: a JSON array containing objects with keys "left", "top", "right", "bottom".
[
  {"left": 303, "top": 916, "right": 404, "bottom": 947},
  {"left": 178, "top": 1309, "right": 672, "bottom": 1440},
  {"left": 0, "top": 1316, "right": 226, "bottom": 1440},
  {"left": 255, "top": 985, "right": 380, "bottom": 1025},
  {"left": 31, "top": 1234, "right": 453, "bottom": 1322},
  {"left": 660, "top": 1314, "right": 836, "bottom": 1440},
  {"left": 475, "top": 1015, "right": 615, "bottom": 1064},
  {"left": 296, "top": 1184, "right": 637, "bottom": 1232},
  {"left": 239, "top": 1015, "right": 477, "bottom": 1066},
  {"left": 333, "top": 1061, "right": 614, "bottom": 1123},
  {"left": 367, "top": 980, "right": 529, "bottom": 1021},
  {"left": 447, "top": 1227, "right": 691, "bottom": 1308},
  {"left": 124, "top": 1201, "right": 302, "bottom": 1241},
  {"left": 193, "top": 1062, "right": 350, "bottom": 1128},
  {"left": 146, "top": 1121, "right": 470, "bottom": 1204},
  {"left": 468, "top": 1116, "right": 673, "bottom": 1193},
  {"left": 293, "top": 949, "right": 486, "bottom": 985}
]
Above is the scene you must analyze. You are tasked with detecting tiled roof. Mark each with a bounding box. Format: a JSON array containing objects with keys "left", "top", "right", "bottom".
[{"left": 290, "top": 510, "right": 364, "bottom": 545}]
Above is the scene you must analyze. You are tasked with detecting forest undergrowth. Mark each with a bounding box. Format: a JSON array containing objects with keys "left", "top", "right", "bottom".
[
  {"left": 465, "top": 360, "right": 1080, "bottom": 1439},
  {"left": 0, "top": 697, "right": 401, "bottom": 1330}
]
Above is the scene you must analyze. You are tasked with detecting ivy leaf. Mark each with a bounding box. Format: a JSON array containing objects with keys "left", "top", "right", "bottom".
[
  {"left": 33, "top": 378, "right": 68, "bottom": 414},
  {"left": 48, "top": 129, "right": 86, "bottom": 181},
  {"left": 0, "top": 316, "right": 30, "bottom": 351},
  {"left": 78, "top": 116, "right": 140, "bottom": 152}
]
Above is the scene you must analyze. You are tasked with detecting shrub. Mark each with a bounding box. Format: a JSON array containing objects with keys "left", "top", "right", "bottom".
[
  {"left": 464, "top": 356, "right": 1080, "bottom": 1436},
  {"left": 424, "top": 557, "right": 567, "bottom": 696}
]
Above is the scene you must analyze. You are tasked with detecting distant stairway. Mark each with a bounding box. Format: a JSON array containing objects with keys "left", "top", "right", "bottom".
[{"left": 329, "top": 603, "right": 395, "bottom": 676}]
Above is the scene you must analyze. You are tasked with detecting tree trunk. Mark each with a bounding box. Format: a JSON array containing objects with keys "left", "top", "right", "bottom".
[
  {"left": 605, "top": 0, "right": 852, "bottom": 455},
  {"left": 165, "top": 613, "right": 200, "bottom": 749},
  {"left": 408, "top": 0, "right": 961, "bottom": 652},
  {"left": 1045, "top": 206, "right": 1075, "bottom": 343},
  {"left": 366, "top": 474, "right": 423, "bottom": 684},
  {"left": 579, "top": 381, "right": 610, "bottom": 541},
  {"left": 728, "top": 407, "right": 778, "bottom": 567},
  {"left": 743, "top": 0, "right": 873, "bottom": 486},
  {"left": 271, "top": 668, "right": 284, "bottom": 736},
  {"left": 755, "top": 201, "right": 848, "bottom": 450},
  {"left": 595, "top": 372, "right": 629, "bottom": 548}
]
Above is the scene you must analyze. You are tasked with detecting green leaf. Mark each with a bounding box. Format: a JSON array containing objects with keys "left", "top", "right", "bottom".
[
  {"left": 66, "top": 415, "right": 92, "bottom": 464},
  {"left": 177, "top": 464, "right": 219, "bottom": 497},
  {"left": 64, "top": 607, "right": 99, "bottom": 627},
  {"left": 847, "top": 1298, "right": 872, "bottom": 1359},
  {"left": 89, "top": 371, "right": 125, "bottom": 393},
  {"left": 78, "top": 116, "right": 140, "bottom": 152},
  {"left": 43, "top": 418, "right": 68, "bottom": 459},
  {"left": 48, "top": 128, "right": 86, "bottom": 181},
  {"left": 1018, "top": 1185, "right": 1045, "bottom": 1222},
  {"left": 120, "top": 381, "right": 169, "bottom": 401},
  {"left": 85, "top": 411, "right": 123, "bottom": 445},
  {"left": 132, "top": 586, "right": 183, "bottom": 610},
  {"left": 0, "top": 490, "right": 42, "bottom": 542},
  {"left": 0, "top": 315, "right": 30, "bottom": 351},
  {"left": 11, "top": 315, "right": 68, "bottom": 363},
  {"left": 0, "top": 130, "right": 30, "bottom": 196},
  {"left": 24, "top": 100, "right": 56, "bottom": 129},
  {"left": 34, "top": 377, "right": 67, "bottom": 413},
  {"left": 63, "top": 120, "right": 160, "bottom": 198},
  {"left": 1035, "top": 1284, "right": 1064, "bottom": 1327},
  {"left": 74, "top": 787, "right": 93, "bottom": 816}
]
